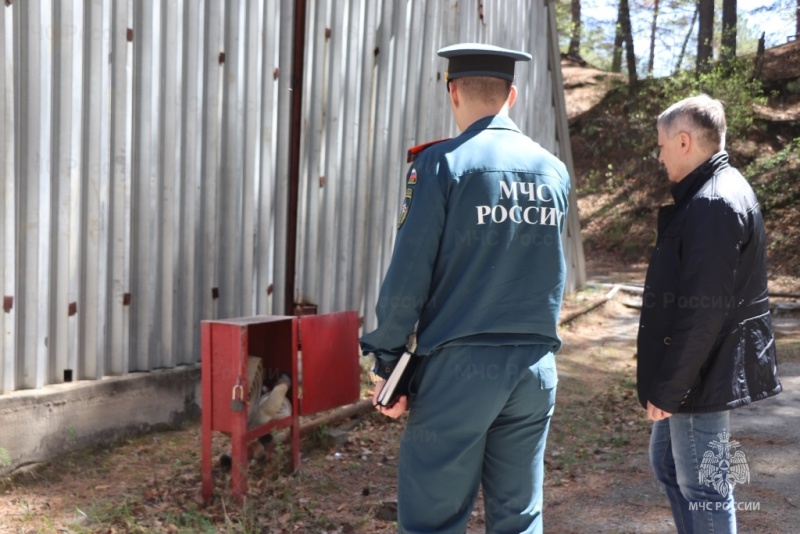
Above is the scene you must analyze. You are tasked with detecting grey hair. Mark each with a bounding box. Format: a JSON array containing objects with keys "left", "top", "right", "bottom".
[{"left": 657, "top": 94, "right": 727, "bottom": 151}]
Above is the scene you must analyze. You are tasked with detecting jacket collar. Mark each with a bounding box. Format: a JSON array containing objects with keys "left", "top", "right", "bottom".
[
  {"left": 670, "top": 151, "right": 730, "bottom": 205},
  {"left": 461, "top": 114, "right": 521, "bottom": 136}
]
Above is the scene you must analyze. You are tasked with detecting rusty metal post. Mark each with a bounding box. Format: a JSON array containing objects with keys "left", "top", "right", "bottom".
[{"left": 285, "top": 0, "right": 308, "bottom": 315}]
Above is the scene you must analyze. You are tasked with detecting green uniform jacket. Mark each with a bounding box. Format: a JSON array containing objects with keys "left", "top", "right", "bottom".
[{"left": 360, "top": 115, "right": 570, "bottom": 377}]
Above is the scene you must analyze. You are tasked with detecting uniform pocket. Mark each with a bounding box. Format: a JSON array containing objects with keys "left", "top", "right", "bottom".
[{"left": 537, "top": 351, "right": 558, "bottom": 389}]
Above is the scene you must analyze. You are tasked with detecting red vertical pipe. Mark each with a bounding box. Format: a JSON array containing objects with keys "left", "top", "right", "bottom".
[
  {"left": 201, "top": 322, "right": 213, "bottom": 501},
  {"left": 285, "top": 0, "right": 308, "bottom": 315}
]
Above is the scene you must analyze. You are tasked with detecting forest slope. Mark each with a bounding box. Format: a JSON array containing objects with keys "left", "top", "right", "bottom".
[{"left": 564, "top": 42, "right": 800, "bottom": 292}]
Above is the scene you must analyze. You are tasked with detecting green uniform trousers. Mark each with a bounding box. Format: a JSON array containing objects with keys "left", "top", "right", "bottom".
[{"left": 398, "top": 344, "right": 557, "bottom": 534}]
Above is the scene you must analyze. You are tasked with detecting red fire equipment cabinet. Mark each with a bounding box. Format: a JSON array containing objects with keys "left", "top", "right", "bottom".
[{"left": 201, "top": 311, "right": 361, "bottom": 501}]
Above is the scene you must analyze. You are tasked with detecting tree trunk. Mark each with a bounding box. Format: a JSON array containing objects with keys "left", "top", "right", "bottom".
[
  {"left": 568, "top": 0, "right": 582, "bottom": 58},
  {"left": 697, "top": 0, "right": 714, "bottom": 73},
  {"left": 619, "top": 0, "right": 638, "bottom": 93},
  {"left": 721, "top": 0, "right": 737, "bottom": 63},
  {"left": 612, "top": 0, "right": 624, "bottom": 73},
  {"left": 674, "top": 6, "right": 699, "bottom": 74},
  {"left": 647, "top": 0, "right": 660, "bottom": 76},
  {"left": 754, "top": 32, "right": 766, "bottom": 79}
]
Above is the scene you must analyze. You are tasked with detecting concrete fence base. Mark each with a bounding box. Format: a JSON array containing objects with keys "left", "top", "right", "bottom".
[{"left": 0, "top": 365, "right": 201, "bottom": 476}]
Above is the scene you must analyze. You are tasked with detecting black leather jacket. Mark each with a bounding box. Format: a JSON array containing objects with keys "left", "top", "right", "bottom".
[{"left": 637, "top": 152, "right": 782, "bottom": 413}]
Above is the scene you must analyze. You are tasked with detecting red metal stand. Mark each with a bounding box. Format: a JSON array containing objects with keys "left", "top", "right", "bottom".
[{"left": 200, "top": 311, "right": 360, "bottom": 501}]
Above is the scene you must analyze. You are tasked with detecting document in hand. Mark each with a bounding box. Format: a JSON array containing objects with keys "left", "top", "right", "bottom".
[{"left": 376, "top": 351, "right": 420, "bottom": 408}]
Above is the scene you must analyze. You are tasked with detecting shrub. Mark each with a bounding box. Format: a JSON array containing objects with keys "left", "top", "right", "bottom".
[
  {"left": 656, "top": 58, "right": 768, "bottom": 142},
  {"left": 745, "top": 137, "right": 800, "bottom": 213}
]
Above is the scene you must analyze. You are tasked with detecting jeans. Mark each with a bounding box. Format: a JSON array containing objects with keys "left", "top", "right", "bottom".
[
  {"left": 398, "top": 345, "right": 557, "bottom": 534},
  {"left": 649, "top": 411, "right": 737, "bottom": 534}
]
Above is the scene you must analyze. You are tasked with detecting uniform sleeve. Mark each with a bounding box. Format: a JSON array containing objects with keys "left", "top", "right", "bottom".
[
  {"left": 648, "top": 197, "right": 745, "bottom": 412},
  {"left": 359, "top": 155, "right": 448, "bottom": 370}
]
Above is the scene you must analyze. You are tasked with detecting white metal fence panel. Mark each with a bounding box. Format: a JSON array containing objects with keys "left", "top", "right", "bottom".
[
  {"left": 294, "top": 0, "right": 584, "bottom": 329},
  {"left": 0, "top": 0, "right": 583, "bottom": 395}
]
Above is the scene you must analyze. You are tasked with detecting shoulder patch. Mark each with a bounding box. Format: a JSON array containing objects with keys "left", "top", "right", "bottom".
[
  {"left": 407, "top": 138, "right": 451, "bottom": 163},
  {"left": 397, "top": 188, "right": 414, "bottom": 230},
  {"left": 398, "top": 167, "right": 419, "bottom": 230}
]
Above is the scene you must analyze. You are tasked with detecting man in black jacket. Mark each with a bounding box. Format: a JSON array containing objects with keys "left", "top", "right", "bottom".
[{"left": 637, "top": 94, "right": 782, "bottom": 533}]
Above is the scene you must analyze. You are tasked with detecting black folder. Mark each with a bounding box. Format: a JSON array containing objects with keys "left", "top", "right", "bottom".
[{"left": 376, "top": 351, "right": 420, "bottom": 408}]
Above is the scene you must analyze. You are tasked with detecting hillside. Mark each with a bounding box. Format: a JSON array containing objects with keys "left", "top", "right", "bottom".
[{"left": 563, "top": 43, "right": 800, "bottom": 293}]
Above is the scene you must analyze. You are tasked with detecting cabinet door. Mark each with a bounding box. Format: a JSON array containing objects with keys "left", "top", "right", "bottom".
[{"left": 298, "top": 311, "right": 361, "bottom": 415}]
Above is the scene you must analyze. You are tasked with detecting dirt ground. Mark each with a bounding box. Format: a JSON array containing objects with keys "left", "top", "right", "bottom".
[
  {"left": 1, "top": 266, "right": 798, "bottom": 533},
  {"left": 543, "top": 285, "right": 800, "bottom": 534}
]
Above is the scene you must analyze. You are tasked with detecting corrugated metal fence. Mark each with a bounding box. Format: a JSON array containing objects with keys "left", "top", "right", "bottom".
[{"left": 0, "top": 0, "right": 584, "bottom": 395}]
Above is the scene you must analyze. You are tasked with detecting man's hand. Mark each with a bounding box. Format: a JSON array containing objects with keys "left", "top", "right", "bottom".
[
  {"left": 646, "top": 401, "right": 672, "bottom": 421},
  {"left": 372, "top": 380, "right": 408, "bottom": 419}
]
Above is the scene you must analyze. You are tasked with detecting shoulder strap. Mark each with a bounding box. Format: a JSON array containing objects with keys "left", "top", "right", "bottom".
[{"left": 406, "top": 138, "right": 450, "bottom": 163}]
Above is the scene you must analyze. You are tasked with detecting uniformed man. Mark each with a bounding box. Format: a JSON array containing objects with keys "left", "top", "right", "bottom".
[{"left": 360, "top": 43, "right": 571, "bottom": 534}]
